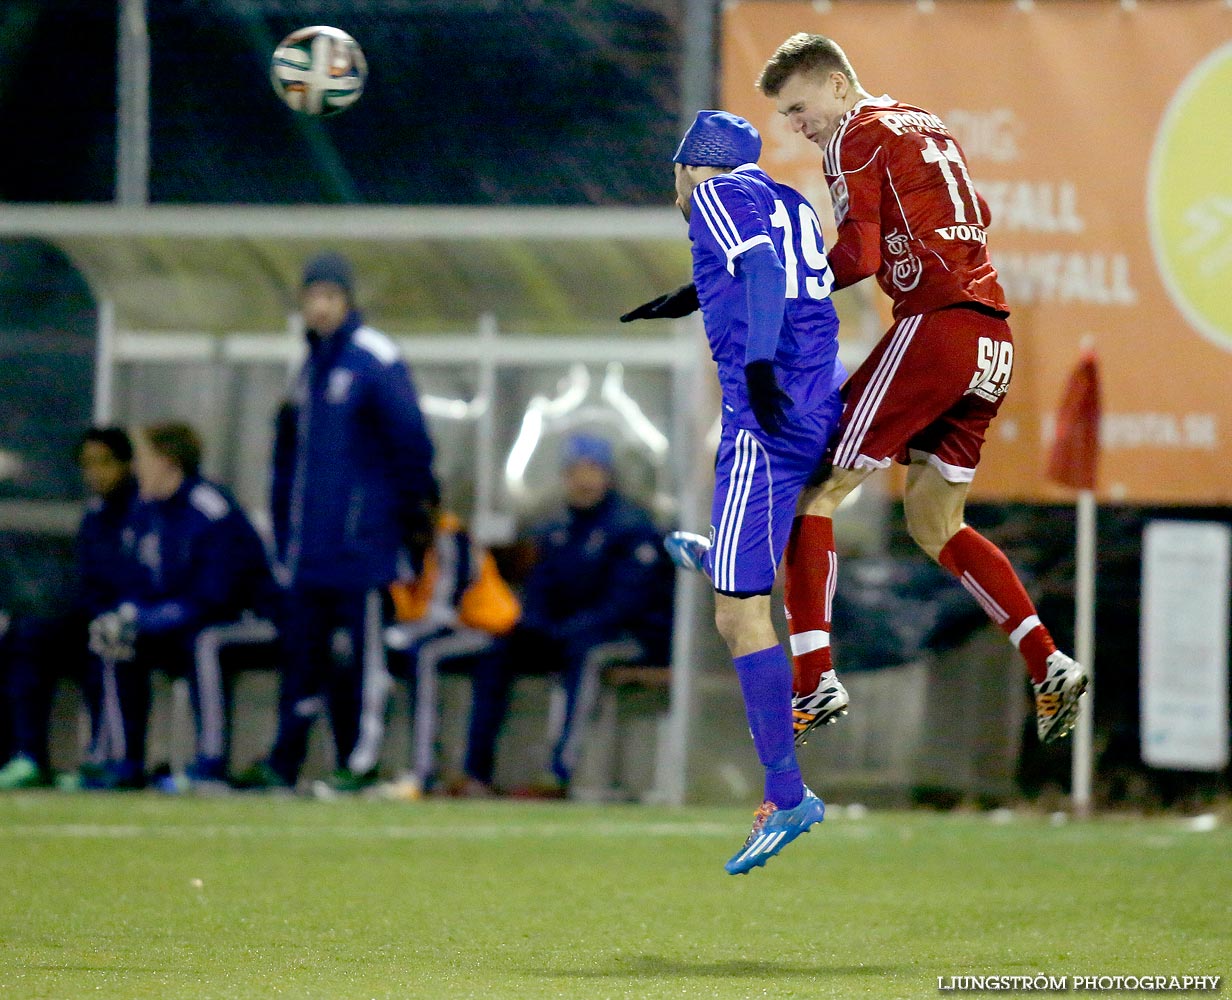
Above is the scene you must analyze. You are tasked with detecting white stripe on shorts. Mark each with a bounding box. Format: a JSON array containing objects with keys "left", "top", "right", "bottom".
[
  {"left": 714, "top": 430, "right": 758, "bottom": 592},
  {"left": 833, "top": 315, "right": 920, "bottom": 469}
]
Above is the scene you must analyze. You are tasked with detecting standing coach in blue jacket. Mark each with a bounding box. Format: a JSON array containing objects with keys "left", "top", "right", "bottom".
[{"left": 256, "top": 252, "right": 437, "bottom": 792}]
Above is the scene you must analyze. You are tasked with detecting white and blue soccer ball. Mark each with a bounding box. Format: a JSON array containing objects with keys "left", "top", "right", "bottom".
[{"left": 270, "top": 25, "right": 367, "bottom": 117}]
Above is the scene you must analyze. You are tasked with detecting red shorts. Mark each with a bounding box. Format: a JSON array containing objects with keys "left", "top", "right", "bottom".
[{"left": 829, "top": 306, "right": 1013, "bottom": 483}]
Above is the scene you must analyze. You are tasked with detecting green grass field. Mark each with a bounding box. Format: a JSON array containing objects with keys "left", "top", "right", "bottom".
[{"left": 1, "top": 794, "right": 1227, "bottom": 1000}]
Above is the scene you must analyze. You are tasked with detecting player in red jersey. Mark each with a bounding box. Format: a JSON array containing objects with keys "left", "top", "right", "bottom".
[{"left": 757, "top": 33, "right": 1087, "bottom": 745}]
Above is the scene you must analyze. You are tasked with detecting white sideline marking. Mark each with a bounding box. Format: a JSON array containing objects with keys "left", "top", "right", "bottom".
[{"left": 0, "top": 821, "right": 737, "bottom": 841}]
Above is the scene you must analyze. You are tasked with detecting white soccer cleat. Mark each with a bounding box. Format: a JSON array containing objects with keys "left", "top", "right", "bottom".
[
  {"left": 1033, "top": 651, "right": 1089, "bottom": 744},
  {"left": 792, "top": 673, "right": 850, "bottom": 745}
]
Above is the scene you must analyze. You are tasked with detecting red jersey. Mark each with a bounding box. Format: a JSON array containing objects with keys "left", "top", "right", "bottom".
[{"left": 823, "top": 95, "right": 1008, "bottom": 320}]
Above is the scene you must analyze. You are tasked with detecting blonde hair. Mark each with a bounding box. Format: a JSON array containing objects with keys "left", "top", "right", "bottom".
[
  {"left": 137, "top": 422, "right": 203, "bottom": 476},
  {"left": 756, "top": 33, "right": 859, "bottom": 97}
]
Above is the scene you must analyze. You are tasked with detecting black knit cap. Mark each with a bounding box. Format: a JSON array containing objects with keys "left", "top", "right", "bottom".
[{"left": 301, "top": 251, "right": 355, "bottom": 298}]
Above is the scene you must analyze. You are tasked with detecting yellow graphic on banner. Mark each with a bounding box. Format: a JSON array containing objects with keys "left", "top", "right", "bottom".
[{"left": 1149, "top": 42, "right": 1232, "bottom": 353}]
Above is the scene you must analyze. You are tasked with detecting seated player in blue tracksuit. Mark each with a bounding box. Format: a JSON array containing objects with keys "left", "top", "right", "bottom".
[
  {"left": 87, "top": 422, "right": 276, "bottom": 789},
  {"left": 476, "top": 433, "right": 674, "bottom": 797},
  {"left": 0, "top": 427, "right": 138, "bottom": 790},
  {"left": 247, "top": 252, "right": 436, "bottom": 792},
  {"left": 624, "top": 112, "right": 847, "bottom": 873}
]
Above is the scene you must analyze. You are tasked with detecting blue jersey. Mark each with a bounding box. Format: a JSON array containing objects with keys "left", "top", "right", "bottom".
[
  {"left": 521, "top": 491, "right": 673, "bottom": 659},
  {"left": 120, "top": 476, "right": 276, "bottom": 634},
  {"left": 687, "top": 164, "right": 845, "bottom": 428},
  {"left": 77, "top": 477, "right": 139, "bottom": 619},
  {"left": 272, "top": 311, "right": 436, "bottom": 591}
]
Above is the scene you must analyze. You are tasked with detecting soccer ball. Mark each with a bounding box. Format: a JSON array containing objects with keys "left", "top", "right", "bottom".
[{"left": 270, "top": 25, "right": 367, "bottom": 117}]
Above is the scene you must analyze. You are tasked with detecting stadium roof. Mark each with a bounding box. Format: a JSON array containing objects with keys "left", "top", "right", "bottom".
[{"left": 0, "top": 205, "right": 692, "bottom": 335}]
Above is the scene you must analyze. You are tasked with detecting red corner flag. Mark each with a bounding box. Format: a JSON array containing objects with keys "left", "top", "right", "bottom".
[{"left": 1047, "top": 349, "right": 1102, "bottom": 490}]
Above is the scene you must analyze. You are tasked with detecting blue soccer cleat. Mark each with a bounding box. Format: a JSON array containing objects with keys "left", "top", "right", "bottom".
[
  {"left": 725, "top": 786, "right": 826, "bottom": 875},
  {"left": 664, "top": 531, "right": 710, "bottom": 575}
]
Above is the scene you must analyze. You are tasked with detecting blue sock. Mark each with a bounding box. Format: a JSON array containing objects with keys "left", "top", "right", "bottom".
[{"left": 732, "top": 645, "right": 803, "bottom": 809}]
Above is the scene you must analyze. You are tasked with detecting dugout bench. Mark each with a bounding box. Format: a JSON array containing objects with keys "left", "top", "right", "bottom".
[{"left": 387, "top": 624, "right": 673, "bottom": 801}]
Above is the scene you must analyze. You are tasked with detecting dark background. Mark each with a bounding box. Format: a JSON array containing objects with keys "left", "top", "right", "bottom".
[{"left": 0, "top": 0, "right": 684, "bottom": 204}]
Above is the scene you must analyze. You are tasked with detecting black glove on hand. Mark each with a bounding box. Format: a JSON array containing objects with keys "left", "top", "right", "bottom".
[
  {"left": 744, "top": 360, "right": 794, "bottom": 435},
  {"left": 620, "top": 283, "right": 700, "bottom": 322}
]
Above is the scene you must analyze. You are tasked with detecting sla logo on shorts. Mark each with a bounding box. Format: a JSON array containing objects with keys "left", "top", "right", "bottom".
[
  {"left": 966, "top": 337, "right": 1013, "bottom": 403},
  {"left": 1149, "top": 41, "right": 1232, "bottom": 353}
]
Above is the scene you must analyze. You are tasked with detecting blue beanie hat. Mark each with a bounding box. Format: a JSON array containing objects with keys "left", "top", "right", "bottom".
[
  {"left": 302, "top": 251, "right": 355, "bottom": 298},
  {"left": 561, "top": 433, "right": 614, "bottom": 470},
  {"left": 672, "top": 110, "right": 762, "bottom": 168}
]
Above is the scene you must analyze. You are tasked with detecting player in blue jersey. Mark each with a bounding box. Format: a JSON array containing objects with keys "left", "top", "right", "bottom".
[{"left": 661, "top": 111, "right": 847, "bottom": 873}]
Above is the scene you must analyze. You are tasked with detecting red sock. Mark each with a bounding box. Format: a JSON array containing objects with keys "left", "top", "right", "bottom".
[
  {"left": 783, "top": 514, "right": 836, "bottom": 695},
  {"left": 937, "top": 526, "right": 1056, "bottom": 683}
]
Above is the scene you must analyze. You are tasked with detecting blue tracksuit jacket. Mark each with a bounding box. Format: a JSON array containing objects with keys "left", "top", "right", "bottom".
[
  {"left": 119, "top": 476, "right": 275, "bottom": 635},
  {"left": 521, "top": 490, "right": 674, "bottom": 659},
  {"left": 271, "top": 311, "right": 436, "bottom": 591},
  {"left": 77, "top": 477, "right": 140, "bottom": 620}
]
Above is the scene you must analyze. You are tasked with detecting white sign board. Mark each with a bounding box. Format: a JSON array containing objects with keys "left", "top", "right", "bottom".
[{"left": 1140, "top": 521, "right": 1230, "bottom": 771}]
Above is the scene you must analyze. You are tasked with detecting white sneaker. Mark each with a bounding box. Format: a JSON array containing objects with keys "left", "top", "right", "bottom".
[
  {"left": 1033, "top": 651, "right": 1089, "bottom": 744},
  {"left": 664, "top": 531, "right": 710, "bottom": 575},
  {"left": 792, "top": 672, "right": 849, "bottom": 745}
]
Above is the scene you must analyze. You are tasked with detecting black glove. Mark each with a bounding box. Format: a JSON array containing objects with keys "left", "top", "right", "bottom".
[
  {"left": 744, "top": 360, "right": 794, "bottom": 435},
  {"left": 401, "top": 493, "right": 440, "bottom": 580},
  {"left": 620, "top": 283, "right": 699, "bottom": 322}
]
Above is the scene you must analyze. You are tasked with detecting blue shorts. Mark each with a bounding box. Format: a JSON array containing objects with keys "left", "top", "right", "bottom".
[{"left": 706, "top": 393, "right": 842, "bottom": 596}]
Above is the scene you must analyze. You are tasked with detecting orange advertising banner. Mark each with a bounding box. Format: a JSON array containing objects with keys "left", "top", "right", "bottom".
[{"left": 721, "top": 0, "right": 1232, "bottom": 504}]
